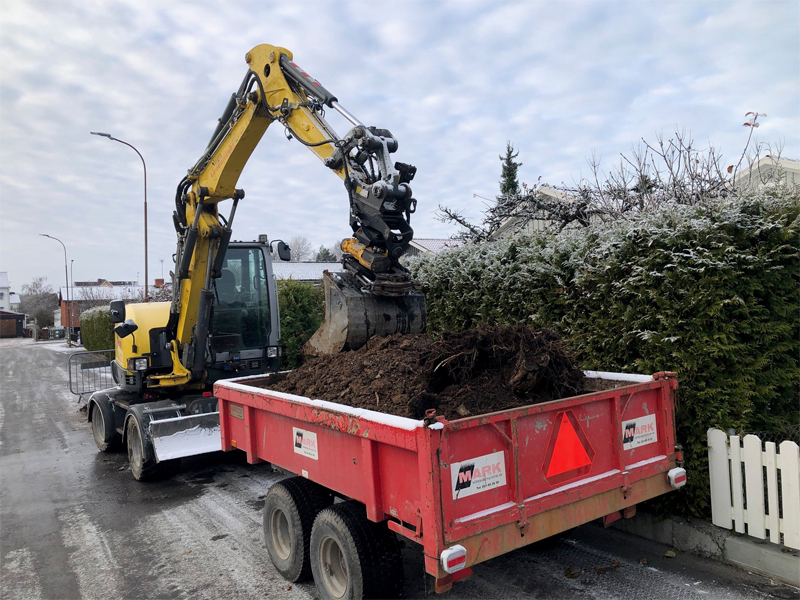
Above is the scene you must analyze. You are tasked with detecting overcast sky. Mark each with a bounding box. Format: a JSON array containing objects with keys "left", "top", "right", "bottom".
[{"left": 1, "top": 0, "right": 797, "bottom": 293}]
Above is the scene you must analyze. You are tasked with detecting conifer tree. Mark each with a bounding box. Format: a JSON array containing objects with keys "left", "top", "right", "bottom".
[{"left": 498, "top": 141, "right": 522, "bottom": 198}]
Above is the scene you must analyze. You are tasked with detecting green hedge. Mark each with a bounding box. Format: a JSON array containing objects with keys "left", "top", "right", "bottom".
[
  {"left": 277, "top": 279, "right": 324, "bottom": 369},
  {"left": 410, "top": 188, "right": 800, "bottom": 518},
  {"left": 81, "top": 305, "right": 114, "bottom": 351}
]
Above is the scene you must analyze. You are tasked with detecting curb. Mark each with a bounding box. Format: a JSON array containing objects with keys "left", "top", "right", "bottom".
[{"left": 611, "top": 512, "right": 800, "bottom": 587}]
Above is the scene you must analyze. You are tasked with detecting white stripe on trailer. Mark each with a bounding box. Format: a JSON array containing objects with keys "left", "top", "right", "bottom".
[
  {"left": 220, "top": 372, "right": 656, "bottom": 431},
  {"left": 583, "top": 371, "right": 654, "bottom": 383},
  {"left": 217, "top": 378, "right": 425, "bottom": 431}
]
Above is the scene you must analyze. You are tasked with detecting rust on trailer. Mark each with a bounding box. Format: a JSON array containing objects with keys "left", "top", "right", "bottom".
[{"left": 439, "top": 474, "right": 666, "bottom": 572}]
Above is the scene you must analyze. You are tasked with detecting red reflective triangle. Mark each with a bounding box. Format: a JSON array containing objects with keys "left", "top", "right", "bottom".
[{"left": 546, "top": 413, "right": 593, "bottom": 478}]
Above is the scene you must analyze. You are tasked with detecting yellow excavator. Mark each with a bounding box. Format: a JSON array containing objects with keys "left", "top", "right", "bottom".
[{"left": 87, "top": 44, "right": 426, "bottom": 480}]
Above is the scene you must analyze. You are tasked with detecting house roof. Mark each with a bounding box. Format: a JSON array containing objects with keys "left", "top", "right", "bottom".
[
  {"left": 272, "top": 262, "right": 341, "bottom": 281},
  {"left": 743, "top": 156, "right": 800, "bottom": 175},
  {"left": 0, "top": 272, "right": 10, "bottom": 288},
  {"left": 409, "top": 238, "right": 461, "bottom": 254},
  {"left": 60, "top": 285, "right": 148, "bottom": 301},
  {"left": 738, "top": 156, "right": 800, "bottom": 189},
  {"left": 492, "top": 185, "right": 580, "bottom": 239}
]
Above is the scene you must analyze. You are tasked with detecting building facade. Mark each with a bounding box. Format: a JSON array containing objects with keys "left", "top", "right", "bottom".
[{"left": 0, "top": 272, "right": 13, "bottom": 312}]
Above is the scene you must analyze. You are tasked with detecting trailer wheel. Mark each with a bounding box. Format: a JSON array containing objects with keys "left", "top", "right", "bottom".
[
  {"left": 310, "top": 502, "right": 403, "bottom": 600},
  {"left": 90, "top": 393, "right": 121, "bottom": 452},
  {"left": 263, "top": 477, "right": 333, "bottom": 583},
  {"left": 125, "top": 413, "right": 160, "bottom": 481}
]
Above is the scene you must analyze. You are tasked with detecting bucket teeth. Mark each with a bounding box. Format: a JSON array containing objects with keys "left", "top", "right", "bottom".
[{"left": 304, "top": 271, "right": 426, "bottom": 356}]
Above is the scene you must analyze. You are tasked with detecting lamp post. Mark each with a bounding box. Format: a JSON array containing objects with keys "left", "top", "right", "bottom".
[
  {"left": 70, "top": 259, "right": 75, "bottom": 340},
  {"left": 40, "top": 234, "right": 71, "bottom": 344},
  {"left": 90, "top": 132, "right": 149, "bottom": 301}
]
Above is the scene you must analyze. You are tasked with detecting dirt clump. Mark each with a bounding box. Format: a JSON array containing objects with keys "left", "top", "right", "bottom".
[{"left": 261, "top": 325, "right": 584, "bottom": 421}]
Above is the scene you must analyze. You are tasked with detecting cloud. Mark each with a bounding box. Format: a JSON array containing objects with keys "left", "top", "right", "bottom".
[{"left": 0, "top": 0, "right": 797, "bottom": 292}]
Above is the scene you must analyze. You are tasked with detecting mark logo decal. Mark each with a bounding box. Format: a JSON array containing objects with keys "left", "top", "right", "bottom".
[
  {"left": 450, "top": 450, "right": 507, "bottom": 500},
  {"left": 293, "top": 427, "right": 318, "bottom": 460},
  {"left": 621, "top": 414, "right": 657, "bottom": 450}
]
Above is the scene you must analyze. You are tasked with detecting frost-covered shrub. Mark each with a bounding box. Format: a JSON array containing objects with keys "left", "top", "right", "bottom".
[
  {"left": 80, "top": 305, "right": 114, "bottom": 351},
  {"left": 410, "top": 187, "right": 800, "bottom": 518},
  {"left": 277, "top": 279, "right": 324, "bottom": 369}
]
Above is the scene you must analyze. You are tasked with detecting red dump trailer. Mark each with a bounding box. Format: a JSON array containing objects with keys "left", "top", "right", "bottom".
[{"left": 214, "top": 370, "right": 685, "bottom": 598}]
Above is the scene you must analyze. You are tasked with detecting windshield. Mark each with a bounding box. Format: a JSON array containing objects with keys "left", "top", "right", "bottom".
[{"left": 210, "top": 246, "right": 271, "bottom": 351}]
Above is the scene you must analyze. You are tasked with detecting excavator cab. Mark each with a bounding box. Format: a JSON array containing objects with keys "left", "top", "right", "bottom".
[{"left": 206, "top": 243, "right": 281, "bottom": 382}]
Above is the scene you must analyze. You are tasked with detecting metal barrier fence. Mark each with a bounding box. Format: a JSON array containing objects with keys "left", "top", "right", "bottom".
[
  {"left": 708, "top": 427, "right": 800, "bottom": 550},
  {"left": 68, "top": 350, "right": 115, "bottom": 402}
]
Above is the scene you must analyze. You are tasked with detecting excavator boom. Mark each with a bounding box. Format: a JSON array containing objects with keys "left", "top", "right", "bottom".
[{"left": 166, "top": 44, "right": 425, "bottom": 374}]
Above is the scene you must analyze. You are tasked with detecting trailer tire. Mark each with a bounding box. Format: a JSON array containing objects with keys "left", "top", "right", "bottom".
[
  {"left": 90, "top": 393, "right": 121, "bottom": 452},
  {"left": 310, "top": 502, "right": 403, "bottom": 600},
  {"left": 125, "top": 412, "right": 161, "bottom": 481},
  {"left": 263, "top": 477, "right": 333, "bottom": 583}
]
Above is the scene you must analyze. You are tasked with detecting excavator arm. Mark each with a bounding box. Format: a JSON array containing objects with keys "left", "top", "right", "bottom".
[{"left": 158, "top": 44, "right": 424, "bottom": 387}]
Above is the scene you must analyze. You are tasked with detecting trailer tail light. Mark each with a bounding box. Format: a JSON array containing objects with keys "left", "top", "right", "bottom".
[
  {"left": 441, "top": 545, "right": 467, "bottom": 574},
  {"left": 668, "top": 467, "right": 687, "bottom": 489}
]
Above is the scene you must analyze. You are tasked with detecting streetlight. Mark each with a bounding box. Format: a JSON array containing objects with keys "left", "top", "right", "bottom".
[
  {"left": 40, "top": 234, "right": 71, "bottom": 344},
  {"left": 70, "top": 259, "right": 75, "bottom": 338},
  {"left": 90, "top": 131, "right": 149, "bottom": 301}
]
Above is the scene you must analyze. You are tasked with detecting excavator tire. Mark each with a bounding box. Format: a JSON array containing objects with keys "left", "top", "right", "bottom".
[
  {"left": 304, "top": 271, "right": 426, "bottom": 356},
  {"left": 124, "top": 406, "right": 179, "bottom": 481},
  {"left": 90, "top": 392, "right": 121, "bottom": 452}
]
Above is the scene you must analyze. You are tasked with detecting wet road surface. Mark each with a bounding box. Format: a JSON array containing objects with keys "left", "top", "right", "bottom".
[{"left": 1, "top": 339, "right": 793, "bottom": 599}]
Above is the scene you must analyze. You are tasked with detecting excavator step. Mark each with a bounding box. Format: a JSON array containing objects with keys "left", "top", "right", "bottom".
[{"left": 304, "top": 270, "right": 426, "bottom": 355}]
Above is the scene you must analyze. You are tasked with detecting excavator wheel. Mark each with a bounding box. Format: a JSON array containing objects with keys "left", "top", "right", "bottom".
[
  {"left": 126, "top": 414, "right": 159, "bottom": 481},
  {"left": 89, "top": 392, "right": 122, "bottom": 452},
  {"left": 304, "top": 271, "right": 426, "bottom": 356},
  {"left": 124, "top": 407, "right": 179, "bottom": 481}
]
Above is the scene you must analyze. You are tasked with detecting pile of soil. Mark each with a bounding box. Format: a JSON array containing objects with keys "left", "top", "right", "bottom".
[{"left": 260, "top": 325, "right": 584, "bottom": 421}]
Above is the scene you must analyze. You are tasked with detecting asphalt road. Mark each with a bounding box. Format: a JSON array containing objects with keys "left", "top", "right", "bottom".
[{"left": 0, "top": 338, "right": 793, "bottom": 599}]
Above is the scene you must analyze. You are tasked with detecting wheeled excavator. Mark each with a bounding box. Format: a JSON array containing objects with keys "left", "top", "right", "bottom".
[{"left": 86, "top": 44, "right": 426, "bottom": 480}]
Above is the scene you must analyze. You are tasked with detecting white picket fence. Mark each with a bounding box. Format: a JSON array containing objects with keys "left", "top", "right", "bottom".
[{"left": 708, "top": 428, "right": 800, "bottom": 550}]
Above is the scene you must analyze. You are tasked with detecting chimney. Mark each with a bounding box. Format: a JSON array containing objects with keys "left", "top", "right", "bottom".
[{"left": 155, "top": 279, "right": 165, "bottom": 288}]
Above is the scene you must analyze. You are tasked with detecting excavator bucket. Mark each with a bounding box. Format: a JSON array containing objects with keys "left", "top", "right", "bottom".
[{"left": 304, "top": 271, "right": 426, "bottom": 355}]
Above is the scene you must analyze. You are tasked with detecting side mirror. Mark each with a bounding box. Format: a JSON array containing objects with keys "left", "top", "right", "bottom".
[
  {"left": 277, "top": 241, "right": 291, "bottom": 262},
  {"left": 110, "top": 300, "right": 126, "bottom": 324},
  {"left": 114, "top": 318, "right": 138, "bottom": 339}
]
